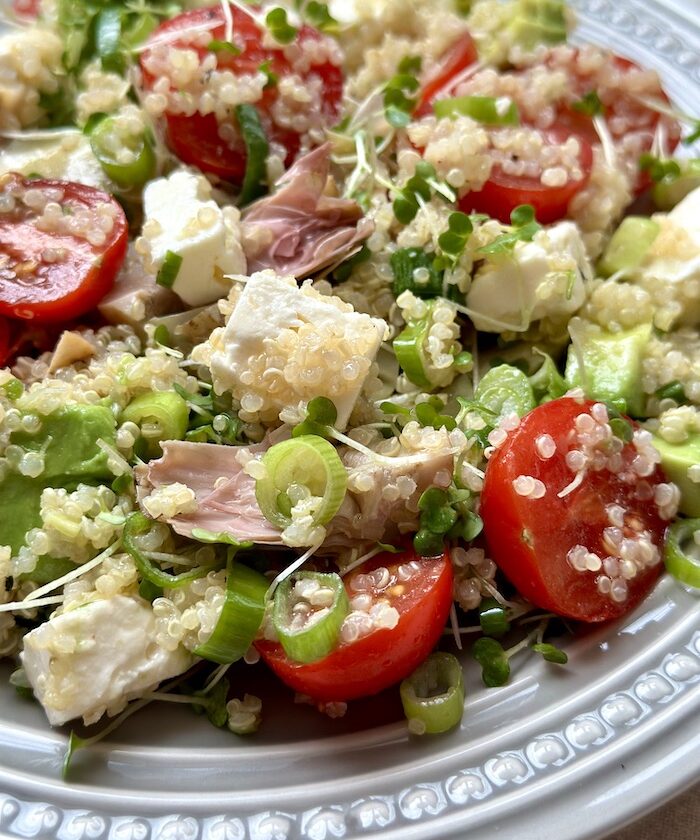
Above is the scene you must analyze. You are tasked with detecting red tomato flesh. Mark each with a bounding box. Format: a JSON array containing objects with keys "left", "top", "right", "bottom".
[
  {"left": 140, "top": 6, "right": 343, "bottom": 182},
  {"left": 414, "top": 32, "right": 479, "bottom": 118},
  {"left": 480, "top": 398, "right": 671, "bottom": 623},
  {"left": 460, "top": 127, "right": 594, "bottom": 224},
  {"left": 0, "top": 175, "right": 128, "bottom": 323},
  {"left": 256, "top": 550, "right": 454, "bottom": 702}
]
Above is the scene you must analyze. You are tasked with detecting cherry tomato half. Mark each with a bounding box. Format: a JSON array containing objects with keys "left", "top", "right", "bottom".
[
  {"left": 140, "top": 6, "right": 343, "bottom": 182},
  {"left": 0, "top": 174, "right": 128, "bottom": 323},
  {"left": 256, "top": 549, "right": 454, "bottom": 701},
  {"left": 460, "top": 127, "right": 594, "bottom": 224},
  {"left": 414, "top": 32, "right": 479, "bottom": 118},
  {"left": 480, "top": 398, "right": 670, "bottom": 623}
]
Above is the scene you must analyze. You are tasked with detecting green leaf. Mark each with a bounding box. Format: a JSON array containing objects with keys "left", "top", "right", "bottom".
[
  {"left": 571, "top": 90, "right": 604, "bottom": 117},
  {"left": 208, "top": 39, "right": 242, "bottom": 55},
  {"left": 194, "top": 677, "right": 231, "bottom": 728},
  {"left": 683, "top": 120, "right": 700, "bottom": 146},
  {"left": 472, "top": 637, "right": 511, "bottom": 687},
  {"left": 639, "top": 152, "right": 682, "bottom": 184},
  {"left": 265, "top": 7, "right": 298, "bottom": 44},
  {"left": 398, "top": 55, "right": 422, "bottom": 74},
  {"left": 413, "top": 528, "right": 444, "bottom": 557},
  {"left": 235, "top": 104, "right": 269, "bottom": 206},
  {"left": 532, "top": 642, "right": 568, "bottom": 664},
  {"left": 307, "top": 396, "right": 338, "bottom": 426},
  {"left": 258, "top": 59, "right": 279, "bottom": 88},
  {"left": 510, "top": 203, "right": 536, "bottom": 226},
  {"left": 304, "top": 1, "right": 339, "bottom": 32}
]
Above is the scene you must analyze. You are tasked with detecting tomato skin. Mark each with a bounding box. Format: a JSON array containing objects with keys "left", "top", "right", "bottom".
[
  {"left": 140, "top": 6, "right": 343, "bottom": 182},
  {"left": 256, "top": 550, "right": 454, "bottom": 702},
  {"left": 12, "top": 0, "right": 40, "bottom": 17},
  {"left": 460, "top": 128, "right": 594, "bottom": 224},
  {"left": 0, "top": 176, "right": 128, "bottom": 323},
  {"left": 480, "top": 398, "right": 668, "bottom": 623},
  {"left": 414, "top": 33, "right": 479, "bottom": 118}
]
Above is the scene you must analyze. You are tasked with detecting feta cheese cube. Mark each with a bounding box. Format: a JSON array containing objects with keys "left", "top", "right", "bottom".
[
  {"left": 209, "top": 270, "right": 387, "bottom": 429},
  {"left": 466, "top": 221, "right": 592, "bottom": 332},
  {"left": 141, "top": 170, "right": 247, "bottom": 307},
  {"left": 21, "top": 595, "right": 193, "bottom": 726}
]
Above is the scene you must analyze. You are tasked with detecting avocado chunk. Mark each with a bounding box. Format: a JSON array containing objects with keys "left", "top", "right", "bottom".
[
  {"left": 10, "top": 404, "right": 116, "bottom": 481},
  {"left": 565, "top": 319, "right": 652, "bottom": 417},
  {"left": 651, "top": 434, "right": 700, "bottom": 517},
  {"left": 598, "top": 216, "right": 660, "bottom": 278},
  {"left": 0, "top": 404, "right": 117, "bottom": 556},
  {"left": 507, "top": 0, "right": 568, "bottom": 51}
]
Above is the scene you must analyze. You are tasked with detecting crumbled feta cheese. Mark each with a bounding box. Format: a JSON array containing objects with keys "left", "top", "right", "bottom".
[
  {"left": 208, "top": 270, "right": 387, "bottom": 429},
  {"left": 21, "top": 595, "right": 193, "bottom": 726},
  {"left": 140, "top": 170, "right": 247, "bottom": 307},
  {"left": 467, "top": 221, "right": 592, "bottom": 332}
]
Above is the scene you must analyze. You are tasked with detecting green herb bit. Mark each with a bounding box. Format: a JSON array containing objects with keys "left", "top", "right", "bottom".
[
  {"left": 572, "top": 90, "right": 604, "bottom": 117},
  {"left": 684, "top": 120, "right": 700, "bottom": 146},
  {"left": 1, "top": 377, "right": 23, "bottom": 401},
  {"left": 266, "top": 8, "right": 298, "bottom": 44},
  {"left": 532, "top": 642, "right": 568, "bottom": 664},
  {"left": 609, "top": 417, "right": 633, "bottom": 443},
  {"left": 153, "top": 324, "right": 172, "bottom": 348},
  {"left": 292, "top": 396, "right": 337, "bottom": 438},
  {"left": 655, "top": 380, "right": 686, "bottom": 403},
  {"left": 258, "top": 60, "right": 279, "bottom": 88},
  {"left": 383, "top": 60, "right": 421, "bottom": 128},
  {"left": 438, "top": 211, "right": 476, "bottom": 266},
  {"left": 331, "top": 244, "right": 370, "bottom": 283},
  {"left": 639, "top": 152, "right": 682, "bottom": 184},
  {"left": 434, "top": 95, "right": 520, "bottom": 126},
  {"left": 478, "top": 204, "right": 542, "bottom": 256},
  {"left": 304, "top": 1, "right": 339, "bottom": 32},
  {"left": 472, "top": 636, "right": 511, "bottom": 687},
  {"left": 479, "top": 598, "right": 511, "bottom": 637},
  {"left": 390, "top": 247, "right": 444, "bottom": 299},
  {"left": 235, "top": 104, "right": 269, "bottom": 206},
  {"left": 208, "top": 39, "right": 242, "bottom": 55},
  {"left": 156, "top": 250, "right": 183, "bottom": 289}
]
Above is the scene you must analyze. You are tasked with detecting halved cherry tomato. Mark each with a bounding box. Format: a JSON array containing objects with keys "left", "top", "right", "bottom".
[
  {"left": 12, "top": 0, "right": 40, "bottom": 17},
  {"left": 414, "top": 32, "right": 479, "bottom": 118},
  {"left": 480, "top": 398, "right": 669, "bottom": 623},
  {"left": 460, "top": 127, "right": 594, "bottom": 224},
  {"left": 140, "top": 6, "right": 343, "bottom": 182},
  {"left": 256, "top": 549, "right": 454, "bottom": 701},
  {"left": 0, "top": 174, "right": 128, "bottom": 323},
  {"left": 544, "top": 50, "right": 681, "bottom": 192}
]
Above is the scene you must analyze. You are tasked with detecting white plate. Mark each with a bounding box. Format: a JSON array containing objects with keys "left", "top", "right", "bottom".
[{"left": 1, "top": 1, "right": 700, "bottom": 839}]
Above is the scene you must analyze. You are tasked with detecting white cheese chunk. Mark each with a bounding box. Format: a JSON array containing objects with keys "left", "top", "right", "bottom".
[
  {"left": 21, "top": 595, "right": 193, "bottom": 726},
  {"left": 141, "top": 170, "right": 246, "bottom": 307},
  {"left": 466, "top": 221, "right": 592, "bottom": 332},
  {"left": 209, "top": 270, "right": 387, "bottom": 429},
  {"left": 0, "top": 132, "right": 112, "bottom": 191}
]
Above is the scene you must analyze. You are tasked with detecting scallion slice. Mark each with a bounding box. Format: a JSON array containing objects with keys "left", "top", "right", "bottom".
[
  {"left": 121, "top": 390, "right": 189, "bottom": 457},
  {"left": 254, "top": 436, "right": 348, "bottom": 531},
  {"left": 400, "top": 652, "right": 465, "bottom": 735},
  {"left": 124, "top": 513, "right": 215, "bottom": 590},
  {"left": 664, "top": 519, "right": 700, "bottom": 589},
  {"left": 434, "top": 95, "right": 520, "bottom": 125},
  {"left": 156, "top": 251, "right": 183, "bottom": 289},
  {"left": 393, "top": 304, "right": 435, "bottom": 390},
  {"left": 194, "top": 562, "right": 269, "bottom": 664},
  {"left": 273, "top": 571, "right": 349, "bottom": 663},
  {"left": 89, "top": 115, "right": 156, "bottom": 188}
]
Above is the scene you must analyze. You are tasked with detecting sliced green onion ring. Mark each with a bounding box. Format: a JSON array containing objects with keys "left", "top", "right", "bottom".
[
  {"left": 664, "top": 519, "right": 700, "bottom": 589},
  {"left": 400, "top": 652, "right": 465, "bottom": 735},
  {"left": 394, "top": 305, "right": 435, "bottom": 390},
  {"left": 194, "top": 562, "right": 269, "bottom": 664},
  {"left": 89, "top": 115, "right": 156, "bottom": 188},
  {"left": 254, "top": 436, "right": 348, "bottom": 530},
  {"left": 121, "top": 390, "right": 189, "bottom": 457},
  {"left": 124, "top": 512, "right": 215, "bottom": 590},
  {"left": 434, "top": 95, "right": 520, "bottom": 125},
  {"left": 273, "top": 571, "right": 349, "bottom": 663}
]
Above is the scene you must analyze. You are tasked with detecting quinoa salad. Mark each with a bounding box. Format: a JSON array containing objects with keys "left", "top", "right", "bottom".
[{"left": 1, "top": 0, "right": 700, "bottom": 771}]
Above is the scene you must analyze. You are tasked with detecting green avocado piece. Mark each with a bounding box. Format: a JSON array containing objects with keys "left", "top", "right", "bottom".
[
  {"left": 565, "top": 321, "right": 653, "bottom": 418},
  {"left": 11, "top": 404, "right": 116, "bottom": 481},
  {"left": 651, "top": 434, "right": 700, "bottom": 517},
  {"left": 598, "top": 216, "right": 660, "bottom": 278},
  {"left": 0, "top": 404, "right": 117, "bottom": 558},
  {"left": 507, "top": 0, "right": 568, "bottom": 50},
  {"left": 0, "top": 474, "right": 45, "bottom": 556}
]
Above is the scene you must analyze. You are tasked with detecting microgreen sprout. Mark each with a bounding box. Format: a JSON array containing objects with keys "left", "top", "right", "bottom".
[
  {"left": 413, "top": 483, "right": 483, "bottom": 557},
  {"left": 639, "top": 152, "right": 682, "bottom": 183},
  {"left": 478, "top": 204, "right": 543, "bottom": 256},
  {"left": 392, "top": 161, "right": 457, "bottom": 224},
  {"left": 532, "top": 642, "right": 568, "bottom": 664},
  {"left": 303, "top": 1, "right": 339, "bottom": 33},
  {"left": 572, "top": 90, "right": 604, "bottom": 117},
  {"left": 173, "top": 383, "right": 244, "bottom": 445},
  {"left": 383, "top": 56, "right": 422, "bottom": 129},
  {"left": 258, "top": 60, "right": 278, "bottom": 88},
  {"left": 436, "top": 211, "right": 486, "bottom": 269},
  {"left": 472, "top": 637, "right": 511, "bottom": 687},
  {"left": 265, "top": 7, "right": 298, "bottom": 44},
  {"left": 292, "top": 396, "right": 337, "bottom": 438},
  {"left": 479, "top": 598, "right": 511, "bottom": 637},
  {"left": 207, "top": 39, "right": 241, "bottom": 54}
]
